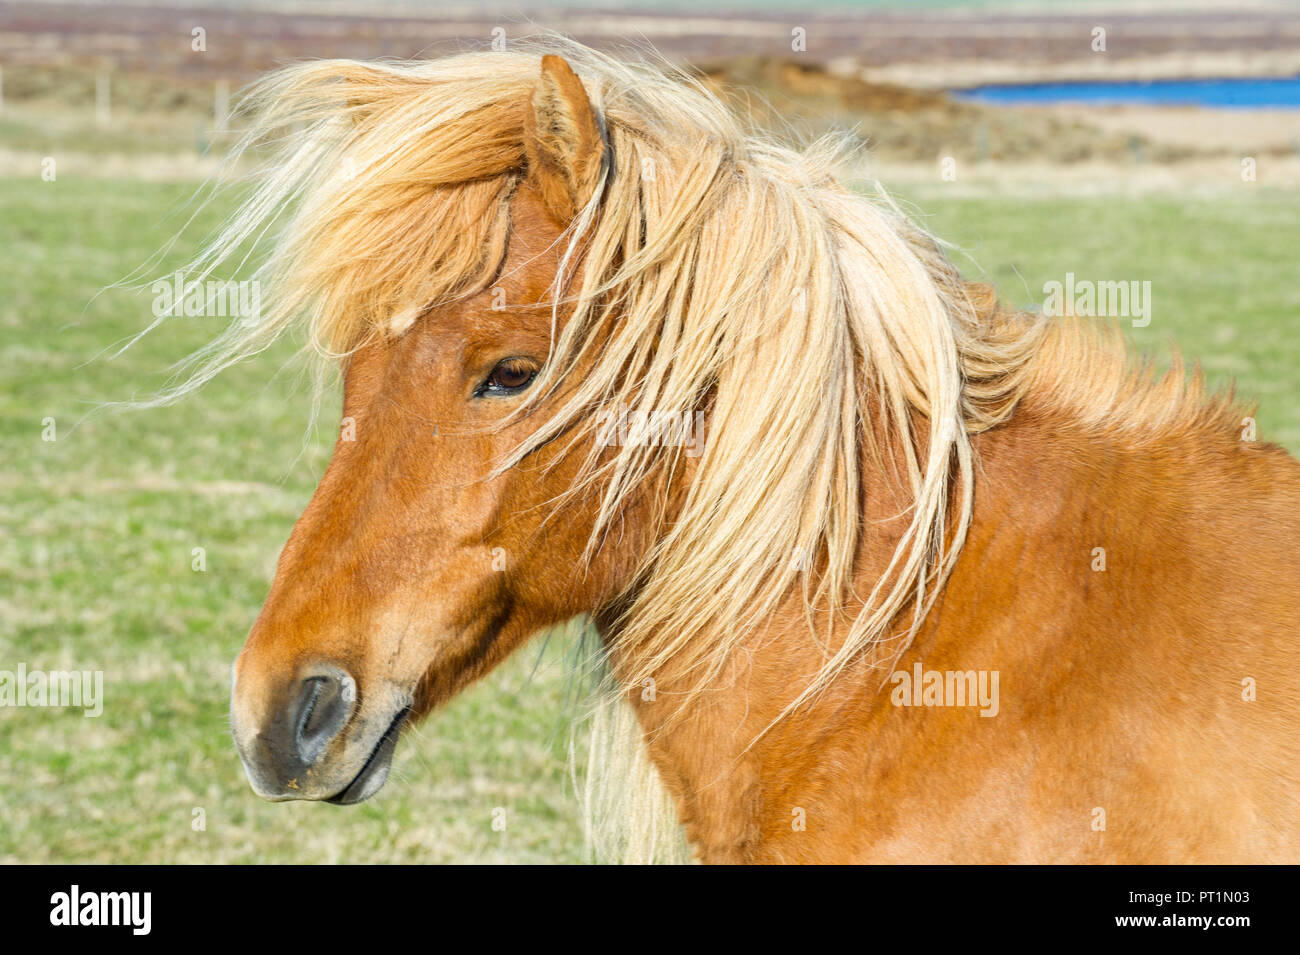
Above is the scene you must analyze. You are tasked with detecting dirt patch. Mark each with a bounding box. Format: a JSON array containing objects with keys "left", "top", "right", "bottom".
[{"left": 698, "top": 56, "right": 1204, "bottom": 165}]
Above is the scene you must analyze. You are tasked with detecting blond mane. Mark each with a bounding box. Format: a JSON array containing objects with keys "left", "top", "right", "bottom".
[{"left": 152, "top": 37, "right": 1246, "bottom": 862}]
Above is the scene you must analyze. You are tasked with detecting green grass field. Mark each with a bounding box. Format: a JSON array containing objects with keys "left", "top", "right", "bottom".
[{"left": 2, "top": 175, "right": 1297, "bottom": 863}]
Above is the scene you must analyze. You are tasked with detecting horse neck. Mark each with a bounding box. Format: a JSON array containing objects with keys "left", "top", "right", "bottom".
[
  {"left": 586, "top": 393, "right": 933, "bottom": 858},
  {"left": 599, "top": 393, "right": 1189, "bottom": 862}
]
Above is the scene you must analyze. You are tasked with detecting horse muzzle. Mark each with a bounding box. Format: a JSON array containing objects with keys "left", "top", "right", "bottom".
[{"left": 230, "top": 662, "right": 410, "bottom": 804}]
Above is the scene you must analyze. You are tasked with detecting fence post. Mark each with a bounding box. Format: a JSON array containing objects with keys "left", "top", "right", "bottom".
[
  {"left": 95, "top": 71, "right": 111, "bottom": 127},
  {"left": 214, "top": 78, "right": 229, "bottom": 133}
]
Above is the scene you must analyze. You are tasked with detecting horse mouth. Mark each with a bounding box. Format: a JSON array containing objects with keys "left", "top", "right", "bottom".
[{"left": 325, "top": 706, "right": 411, "bottom": 805}]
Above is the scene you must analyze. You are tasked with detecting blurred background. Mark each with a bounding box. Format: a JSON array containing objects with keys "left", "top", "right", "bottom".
[{"left": 2, "top": 0, "right": 1298, "bottom": 862}]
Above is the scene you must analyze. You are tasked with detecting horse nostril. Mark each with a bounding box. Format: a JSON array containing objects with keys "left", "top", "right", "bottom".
[{"left": 290, "top": 671, "right": 353, "bottom": 766}]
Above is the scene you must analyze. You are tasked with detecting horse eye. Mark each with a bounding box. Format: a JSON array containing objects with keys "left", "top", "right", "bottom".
[{"left": 477, "top": 358, "right": 538, "bottom": 396}]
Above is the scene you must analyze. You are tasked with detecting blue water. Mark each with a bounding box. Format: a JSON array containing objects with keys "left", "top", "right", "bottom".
[{"left": 952, "top": 76, "right": 1300, "bottom": 109}]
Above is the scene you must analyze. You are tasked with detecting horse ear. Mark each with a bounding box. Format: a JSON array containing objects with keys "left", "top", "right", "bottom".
[{"left": 524, "top": 55, "right": 606, "bottom": 223}]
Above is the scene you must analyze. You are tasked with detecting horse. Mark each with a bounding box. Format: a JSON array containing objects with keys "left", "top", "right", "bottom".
[{"left": 165, "top": 39, "right": 1300, "bottom": 863}]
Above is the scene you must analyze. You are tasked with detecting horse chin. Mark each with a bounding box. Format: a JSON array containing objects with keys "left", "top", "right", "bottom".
[{"left": 324, "top": 706, "right": 411, "bottom": 806}]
